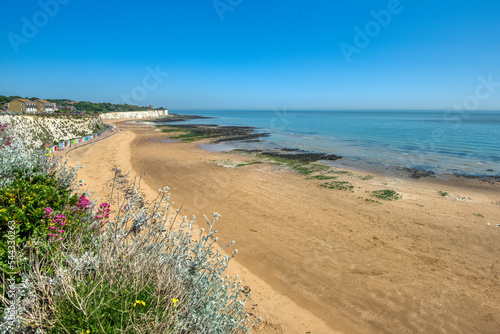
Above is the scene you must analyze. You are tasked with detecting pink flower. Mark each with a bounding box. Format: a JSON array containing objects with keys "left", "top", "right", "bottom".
[{"left": 75, "top": 195, "right": 92, "bottom": 212}]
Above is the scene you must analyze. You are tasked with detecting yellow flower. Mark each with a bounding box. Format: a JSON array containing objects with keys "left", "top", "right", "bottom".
[
  {"left": 172, "top": 298, "right": 179, "bottom": 306},
  {"left": 133, "top": 300, "right": 146, "bottom": 307}
]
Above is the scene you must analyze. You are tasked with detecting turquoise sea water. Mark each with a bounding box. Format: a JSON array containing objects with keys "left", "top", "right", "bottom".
[{"left": 167, "top": 110, "right": 500, "bottom": 176}]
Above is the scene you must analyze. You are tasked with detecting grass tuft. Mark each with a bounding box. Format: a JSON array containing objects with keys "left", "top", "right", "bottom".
[
  {"left": 371, "top": 189, "right": 402, "bottom": 201},
  {"left": 320, "top": 181, "right": 354, "bottom": 191}
]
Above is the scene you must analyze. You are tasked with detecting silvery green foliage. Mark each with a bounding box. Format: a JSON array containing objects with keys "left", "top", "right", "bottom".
[
  {"left": 109, "top": 187, "right": 254, "bottom": 333},
  {"left": 0, "top": 275, "right": 40, "bottom": 334},
  {"left": 21, "top": 186, "right": 255, "bottom": 333},
  {"left": 0, "top": 138, "right": 45, "bottom": 187},
  {"left": 65, "top": 252, "right": 99, "bottom": 275},
  {"left": 0, "top": 136, "right": 79, "bottom": 189}
]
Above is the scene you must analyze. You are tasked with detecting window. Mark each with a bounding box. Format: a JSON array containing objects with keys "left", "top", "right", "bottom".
[{"left": 22, "top": 108, "right": 24, "bottom": 111}]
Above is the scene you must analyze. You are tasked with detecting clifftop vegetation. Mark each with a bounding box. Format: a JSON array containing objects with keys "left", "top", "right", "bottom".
[{"left": 1, "top": 95, "right": 165, "bottom": 114}]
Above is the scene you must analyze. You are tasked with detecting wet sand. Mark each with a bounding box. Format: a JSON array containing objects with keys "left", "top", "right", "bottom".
[{"left": 66, "top": 119, "right": 500, "bottom": 334}]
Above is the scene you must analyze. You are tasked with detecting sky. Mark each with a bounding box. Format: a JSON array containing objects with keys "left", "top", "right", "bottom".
[{"left": 1, "top": 0, "right": 500, "bottom": 110}]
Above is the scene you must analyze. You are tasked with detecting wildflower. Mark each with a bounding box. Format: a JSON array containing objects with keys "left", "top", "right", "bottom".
[
  {"left": 172, "top": 298, "right": 179, "bottom": 307},
  {"left": 75, "top": 195, "right": 91, "bottom": 212},
  {"left": 133, "top": 300, "right": 146, "bottom": 307}
]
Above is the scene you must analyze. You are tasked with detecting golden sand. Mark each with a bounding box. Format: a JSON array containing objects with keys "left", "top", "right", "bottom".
[{"left": 65, "top": 120, "right": 500, "bottom": 334}]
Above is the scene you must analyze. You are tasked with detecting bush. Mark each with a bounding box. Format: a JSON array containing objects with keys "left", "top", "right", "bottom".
[
  {"left": 13, "top": 187, "right": 254, "bottom": 333},
  {"left": 0, "top": 123, "right": 256, "bottom": 333},
  {"left": 0, "top": 172, "right": 79, "bottom": 274}
]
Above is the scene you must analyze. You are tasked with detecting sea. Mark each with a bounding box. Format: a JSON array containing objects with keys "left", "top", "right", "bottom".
[{"left": 165, "top": 110, "right": 500, "bottom": 177}]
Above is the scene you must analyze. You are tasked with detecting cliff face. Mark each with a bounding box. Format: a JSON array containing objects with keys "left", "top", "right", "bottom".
[
  {"left": 0, "top": 114, "right": 105, "bottom": 148},
  {"left": 99, "top": 109, "right": 168, "bottom": 120}
]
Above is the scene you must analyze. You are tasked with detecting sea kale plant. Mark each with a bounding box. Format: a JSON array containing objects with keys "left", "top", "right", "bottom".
[{"left": 0, "top": 122, "right": 256, "bottom": 333}]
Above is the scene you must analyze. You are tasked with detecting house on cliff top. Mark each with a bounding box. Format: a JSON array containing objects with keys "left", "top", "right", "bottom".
[
  {"left": 4, "top": 98, "right": 38, "bottom": 113},
  {"left": 35, "top": 99, "right": 56, "bottom": 113},
  {"left": 4, "top": 98, "right": 57, "bottom": 113}
]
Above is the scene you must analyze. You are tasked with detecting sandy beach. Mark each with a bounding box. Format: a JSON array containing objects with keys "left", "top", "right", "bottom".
[{"left": 65, "top": 119, "right": 500, "bottom": 334}]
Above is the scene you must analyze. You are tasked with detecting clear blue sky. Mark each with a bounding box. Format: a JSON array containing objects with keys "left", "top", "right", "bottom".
[{"left": 1, "top": 0, "right": 500, "bottom": 110}]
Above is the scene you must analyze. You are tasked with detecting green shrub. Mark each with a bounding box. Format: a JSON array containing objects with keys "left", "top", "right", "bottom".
[{"left": 0, "top": 171, "right": 84, "bottom": 275}]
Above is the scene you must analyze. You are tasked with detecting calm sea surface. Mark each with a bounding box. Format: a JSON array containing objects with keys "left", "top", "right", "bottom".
[{"left": 167, "top": 110, "right": 500, "bottom": 176}]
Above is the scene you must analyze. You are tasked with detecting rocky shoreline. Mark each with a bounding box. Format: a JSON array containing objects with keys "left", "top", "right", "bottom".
[
  {"left": 148, "top": 114, "right": 499, "bottom": 183},
  {"left": 153, "top": 113, "right": 213, "bottom": 122},
  {"left": 453, "top": 173, "right": 500, "bottom": 184}
]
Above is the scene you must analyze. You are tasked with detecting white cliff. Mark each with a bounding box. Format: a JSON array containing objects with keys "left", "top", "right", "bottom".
[
  {"left": 99, "top": 109, "right": 168, "bottom": 120},
  {"left": 0, "top": 114, "right": 105, "bottom": 148}
]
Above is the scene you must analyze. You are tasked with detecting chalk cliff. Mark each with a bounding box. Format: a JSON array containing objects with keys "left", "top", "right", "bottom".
[
  {"left": 0, "top": 114, "right": 105, "bottom": 148},
  {"left": 99, "top": 109, "right": 168, "bottom": 120}
]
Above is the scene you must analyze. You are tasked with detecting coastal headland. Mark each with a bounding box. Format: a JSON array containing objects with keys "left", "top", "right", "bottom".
[{"left": 66, "top": 118, "right": 500, "bottom": 334}]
